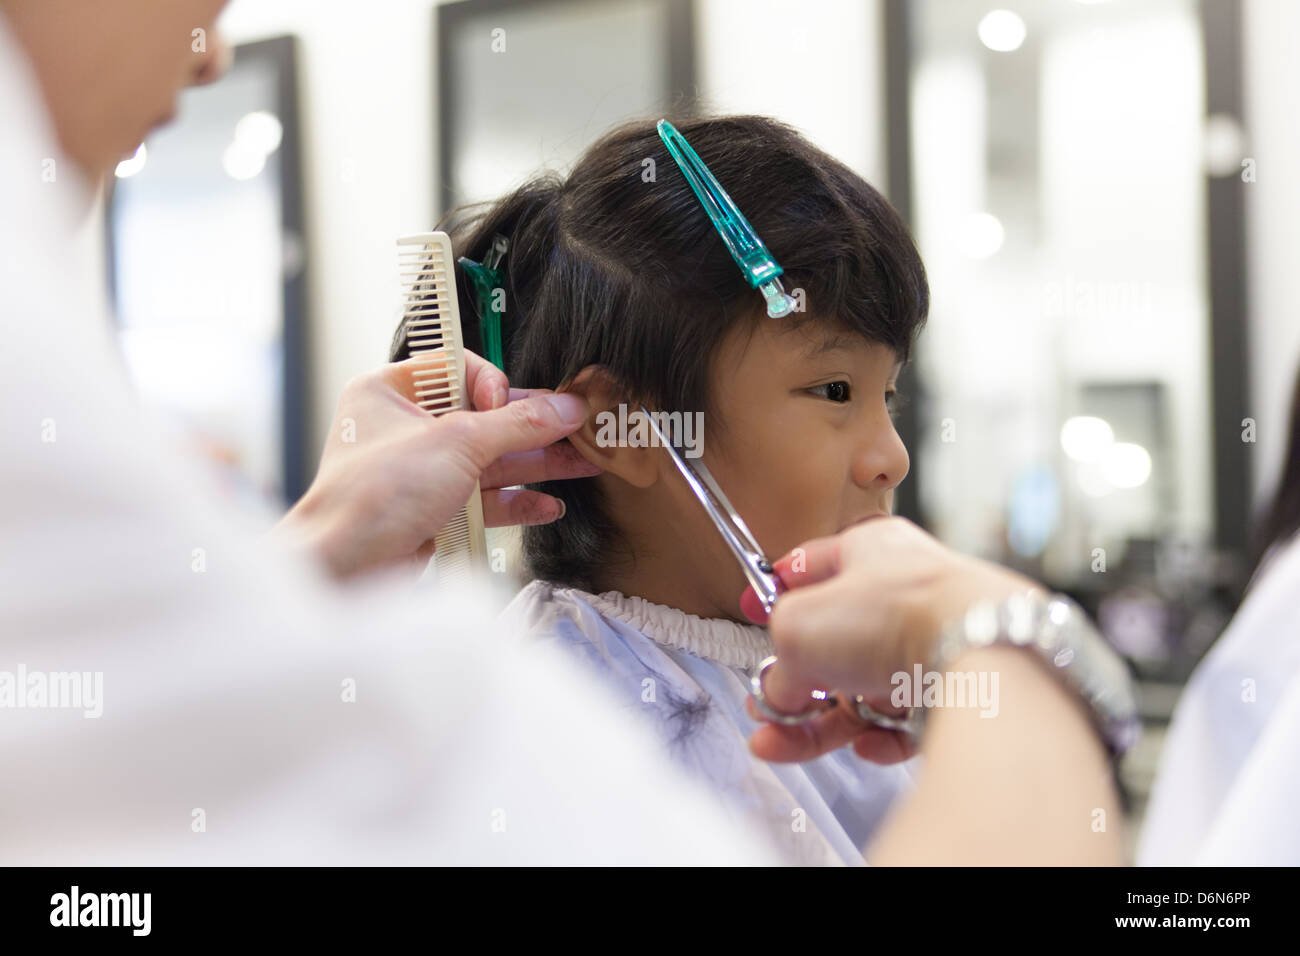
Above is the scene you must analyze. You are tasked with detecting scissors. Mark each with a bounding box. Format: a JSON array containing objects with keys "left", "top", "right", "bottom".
[
  {"left": 639, "top": 406, "right": 841, "bottom": 724},
  {"left": 641, "top": 406, "right": 923, "bottom": 737}
]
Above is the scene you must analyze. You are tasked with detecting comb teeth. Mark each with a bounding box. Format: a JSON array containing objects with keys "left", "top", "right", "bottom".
[
  {"left": 398, "top": 233, "right": 487, "bottom": 583},
  {"left": 432, "top": 508, "right": 477, "bottom": 580}
]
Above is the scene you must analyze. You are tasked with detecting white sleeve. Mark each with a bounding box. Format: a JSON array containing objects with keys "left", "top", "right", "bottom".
[{"left": 1193, "top": 671, "right": 1300, "bottom": 866}]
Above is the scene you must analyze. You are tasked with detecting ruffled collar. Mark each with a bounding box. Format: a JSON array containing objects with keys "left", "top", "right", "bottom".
[{"left": 571, "top": 587, "right": 774, "bottom": 671}]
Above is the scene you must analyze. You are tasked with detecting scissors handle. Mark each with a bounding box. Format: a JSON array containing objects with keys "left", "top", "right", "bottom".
[{"left": 750, "top": 656, "right": 837, "bottom": 725}]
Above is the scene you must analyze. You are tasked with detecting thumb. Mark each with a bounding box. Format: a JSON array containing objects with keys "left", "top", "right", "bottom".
[{"left": 456, "top": 392, "right": 590, "bottom": 469}]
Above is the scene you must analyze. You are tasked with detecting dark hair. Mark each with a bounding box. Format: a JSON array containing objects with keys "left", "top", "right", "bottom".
[
  {"left": 392, "top": 114, "right": 929, "bottom": 591},
  {"left": 1249, "top": 365, "right": 1300, "bottom": 581}
]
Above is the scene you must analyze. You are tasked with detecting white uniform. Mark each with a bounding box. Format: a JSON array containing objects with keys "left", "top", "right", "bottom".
[
  {"left": 505, "top": 582, "right": 917, "bottom": 865},
  {"left": 0, "top": 14, "right": 777, "bottom": 866},
  {"left": 1139, "top": 534, "right": 1300, "bottom": 865}
]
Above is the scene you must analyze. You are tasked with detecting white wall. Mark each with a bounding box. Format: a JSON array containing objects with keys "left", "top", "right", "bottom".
[
  {"left": 1244, "top": 0, "right": 1300, "bottom": 507},
  {"left": 696, "top": 0, "right": 885, "bottom": 185}
]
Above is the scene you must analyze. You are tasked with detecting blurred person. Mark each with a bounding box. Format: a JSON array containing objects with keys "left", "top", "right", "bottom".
[
  {"left": 1137, "top": 364, "right": 1300, "bottom": 865},
  {"left": 0, "top": 0, "right": 778, "bottom": 864}
]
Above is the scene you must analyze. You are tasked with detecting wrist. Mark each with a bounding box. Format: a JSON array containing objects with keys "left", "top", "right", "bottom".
[
  {"left": 276, "top": 489, "right": 355, "bottom": 578},
  {"left": 849, "top": 582, "right": 1139, "bottom": 762}
]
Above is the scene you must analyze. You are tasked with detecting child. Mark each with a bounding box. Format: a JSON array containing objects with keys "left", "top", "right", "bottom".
[{"left": 392, "top": 115, "right": 929, "bottom": 864}]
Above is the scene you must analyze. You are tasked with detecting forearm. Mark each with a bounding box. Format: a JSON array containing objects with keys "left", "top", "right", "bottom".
[{"left": 869, "top": 645, "right": 1125, "bottom": 866}]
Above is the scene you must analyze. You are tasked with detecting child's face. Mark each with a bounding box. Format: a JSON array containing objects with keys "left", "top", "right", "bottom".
[
  {"left": 613, "top": 315, "right": 909, "bottom": 621},
  {"left": 704, "top": 316, "right": 908, "bottom": 574}
]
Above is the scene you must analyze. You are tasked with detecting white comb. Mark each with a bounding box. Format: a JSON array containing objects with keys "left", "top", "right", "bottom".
[{"left": 398, "top": 232, "right": 488, "bottom": 581}]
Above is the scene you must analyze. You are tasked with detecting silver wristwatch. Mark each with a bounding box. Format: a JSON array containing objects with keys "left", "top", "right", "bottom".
[{"left": 853, "top": 590, "right": 1141, "bottom": 756}]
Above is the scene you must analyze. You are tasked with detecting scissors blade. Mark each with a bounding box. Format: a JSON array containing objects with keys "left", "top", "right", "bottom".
[{"left": 639, "top": 405, "right": 781, "bottom": 612}]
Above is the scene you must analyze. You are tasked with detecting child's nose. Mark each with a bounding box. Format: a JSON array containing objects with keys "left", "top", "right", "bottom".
[{"left": 850, "top": 420, "right": 910, "bottom": 491}]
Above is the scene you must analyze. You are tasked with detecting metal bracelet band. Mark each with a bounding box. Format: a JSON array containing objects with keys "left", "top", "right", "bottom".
[{"left": 925, "top": 590, "right": 1141, "bottom": 757}]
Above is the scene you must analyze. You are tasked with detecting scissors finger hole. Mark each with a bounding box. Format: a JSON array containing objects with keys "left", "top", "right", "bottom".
[{"left": 750, "top": 656, "right": 837, "bottom": 725}]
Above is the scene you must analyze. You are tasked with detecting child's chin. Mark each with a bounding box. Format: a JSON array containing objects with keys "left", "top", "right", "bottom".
[{"left": 839, "top": 512, "right": 890, "bottom": 534}]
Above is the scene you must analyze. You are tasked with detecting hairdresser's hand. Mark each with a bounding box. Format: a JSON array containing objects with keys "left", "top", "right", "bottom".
[
  {"left": 741, "top": 517, "right": 1041, "bottom": 765},
  {"left": 274, "top": 352, "right": 600, "bottom": 579}
]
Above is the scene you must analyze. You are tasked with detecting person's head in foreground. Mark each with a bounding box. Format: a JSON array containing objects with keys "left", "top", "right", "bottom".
[
  {"left": 2, "top": 0, "right": 231, "bottom": 180},
  {"left": 395, "top": 115, "right": 929, "bottom": 620}
]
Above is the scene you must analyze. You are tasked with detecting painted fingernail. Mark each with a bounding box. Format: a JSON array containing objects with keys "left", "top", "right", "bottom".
[{"left": 739, "top": 586, "right": 769, "bottom": 625}]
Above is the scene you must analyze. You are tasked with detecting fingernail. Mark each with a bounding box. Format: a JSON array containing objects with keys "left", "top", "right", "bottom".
[
  {"left": 556, "top": 499, "right": 566, "bottom": 520},
  {"left": 545, "top": 393, "right": 587, "bottom": 425},
  {"left": 739, "top": 586, "right": 769, "bottom": 625},
  {"left": 493, "top": 384, "right": 508, "bottom": 410}
]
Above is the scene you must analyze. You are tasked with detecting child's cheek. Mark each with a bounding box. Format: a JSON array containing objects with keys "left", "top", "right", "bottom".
[{"left": 765, "top": 444, "right": 840, "bottom": 554}]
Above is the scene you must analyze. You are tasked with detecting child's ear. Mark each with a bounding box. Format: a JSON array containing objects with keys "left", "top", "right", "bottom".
[{"left": 562, "top": 365, "right": 659, "bottom": 489}]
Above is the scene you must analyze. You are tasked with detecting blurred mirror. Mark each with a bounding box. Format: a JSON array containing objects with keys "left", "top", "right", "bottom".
[
  {"left": 904, "top": 0, "right": 1229, "bottom": 681},
  {"left": 107, "top": 37, "right": 308, "bottom": 507},
  {"left": 438, "top": 0, "right": 695, "bottom": 211}
]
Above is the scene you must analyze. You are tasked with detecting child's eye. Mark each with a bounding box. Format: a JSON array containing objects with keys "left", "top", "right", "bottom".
[{"left": 811, "top": 381, "right": 852, "bottom": 403}]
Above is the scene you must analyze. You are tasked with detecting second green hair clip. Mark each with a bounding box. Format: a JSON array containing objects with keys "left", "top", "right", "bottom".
[{"left": 458, "top": 233, "right": 510, "bottom": 370}]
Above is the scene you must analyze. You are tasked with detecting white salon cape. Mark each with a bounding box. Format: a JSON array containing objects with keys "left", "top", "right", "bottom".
[
  {"left": 505, "top": 583, "right": 916, "bottom": 865},
  {"left": 1138, "top": 533, "right": 1300, "bottom": 865},
  {"left": 0, "top": 15, "right": 779, "bottom": 865}
]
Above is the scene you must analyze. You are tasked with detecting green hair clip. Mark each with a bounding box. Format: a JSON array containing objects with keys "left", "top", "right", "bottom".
[
  {"left": 657, "top": 119, "right": 796, "bottom": 318},
  {"left": 458, "top": 233, "right": 510, "bottom": 370}
]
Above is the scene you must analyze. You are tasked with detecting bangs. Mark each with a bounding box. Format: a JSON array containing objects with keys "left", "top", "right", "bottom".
[{"left": 749, "top": 151, "right": 929, "bottom": 364}]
